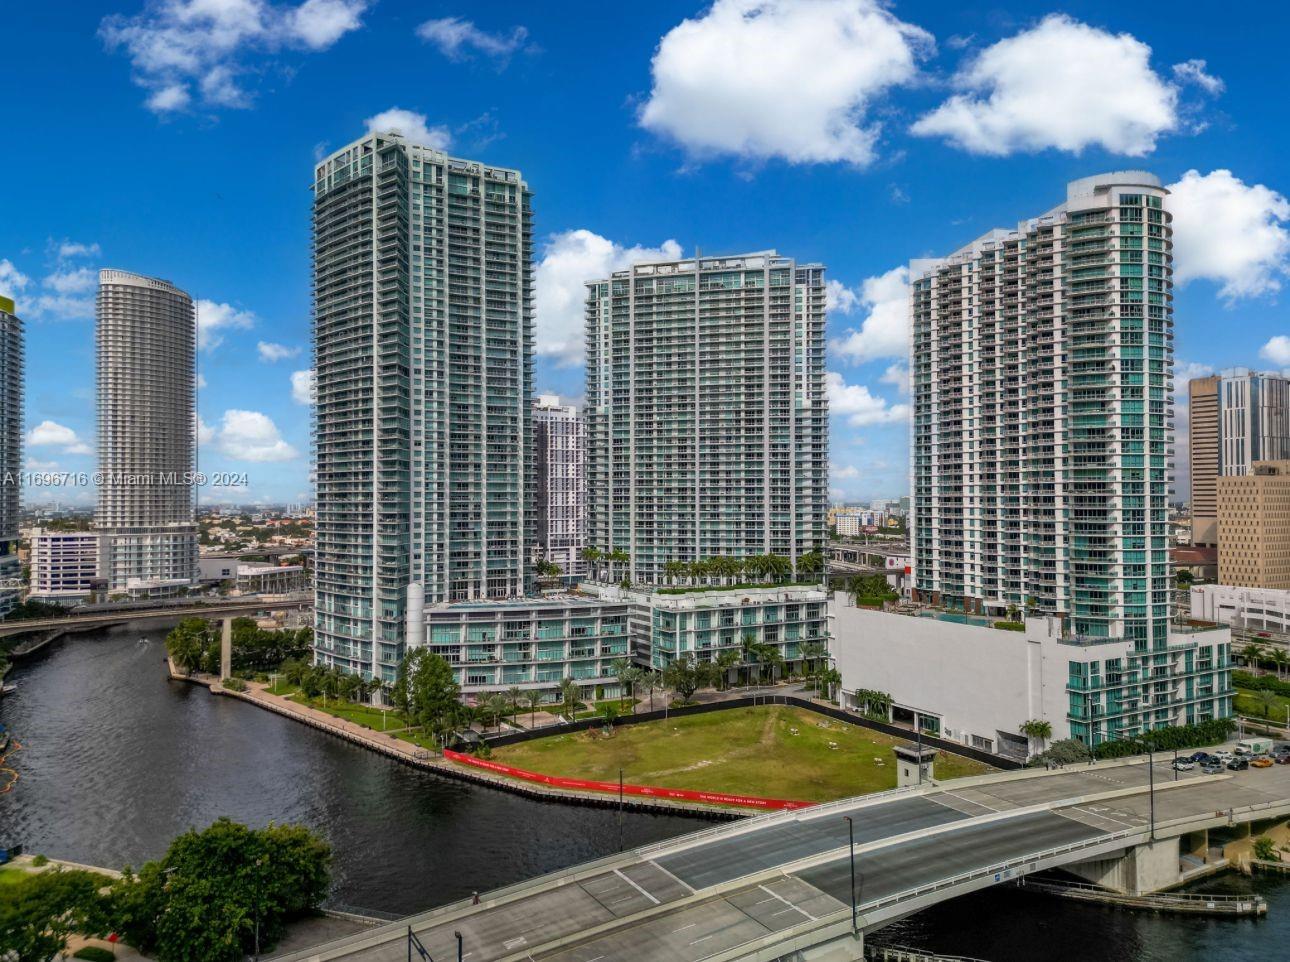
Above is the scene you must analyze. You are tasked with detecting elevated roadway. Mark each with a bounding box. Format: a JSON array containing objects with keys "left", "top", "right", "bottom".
[
  {"left": 0, "top": 594, "right": 311, "bottom": 641},
  {"left": 277, "top": 755, "right": 1290, "bottom": 962}
]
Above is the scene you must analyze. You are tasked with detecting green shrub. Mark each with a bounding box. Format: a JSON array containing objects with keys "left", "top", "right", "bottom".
[
  {"left": 31, "top": 854, "right": 49, "bottom": 867},
  {"left": 74, "top": 947, "right": 116, "bottom": 962},
  {"left": 992, "top": 621, "right": 1025, "bottom": 632},
  {"left": 1235, "top": 670, "right": 1290, "bottom": 697},
  {"left": 1093, "top": 718, "right": 1236, "bottom": 759},
  {"left": 222, "top": 677, "right": 248, "bottom": 693},
  {"left": 1028, "top": 738, "right": 1093, "bottom": 767},
  {"left": 1253, "top": 836, "right": 1279, "bottom": 862}
]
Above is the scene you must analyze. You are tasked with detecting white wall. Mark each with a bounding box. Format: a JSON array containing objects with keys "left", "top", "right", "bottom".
[{"left": 831, "top": 593, "right": 1071, "bottom": 755}]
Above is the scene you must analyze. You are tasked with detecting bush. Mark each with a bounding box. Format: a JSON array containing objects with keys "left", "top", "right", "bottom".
[
  {"left": 74, "top": 948, "right": 116, "bottom": 962},
  {"left": 1235, "top": 671, "right": 1290, "bottom": 698},
  {"left": 222, "top": 677, "right": 248, "bottom": 693},
  {"left": 1093, "top": 717, "right": 1237, "bottom": 759},
  {"left": 1253, "top": 836, "right": 1279, "bottom": 862},
  {"left": 1028, "top": 738, "right": 1093, "bottom": 767},
  {"left": 31, "top": 854, "right": 48, "bottom": 867},
  {"left": 992, "top": 621, "right": 1025, "bottom": 632}
]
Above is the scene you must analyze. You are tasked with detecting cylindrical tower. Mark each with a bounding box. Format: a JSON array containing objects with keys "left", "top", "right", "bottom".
[
  {"left": 0, "top": 295, "right": 21, "bottom": 615},
  {"left": 95, "top": 269, "right": 198, "bottom": 594}
]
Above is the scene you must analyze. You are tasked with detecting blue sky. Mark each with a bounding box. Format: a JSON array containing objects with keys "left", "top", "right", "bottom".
[{"left": 2, "top": 1, "right": 1288, "bottom": 505}]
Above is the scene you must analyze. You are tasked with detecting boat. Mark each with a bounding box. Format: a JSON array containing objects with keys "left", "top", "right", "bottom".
[{"left": 0, "top": 683, "right": 14, "bottom": 698}]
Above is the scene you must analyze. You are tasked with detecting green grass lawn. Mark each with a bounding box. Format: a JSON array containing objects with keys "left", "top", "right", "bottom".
[
  {"left": 486, "top": 705, "right": 991, "bottom": 803},
  {"left": 287, "top": 693, "right": 403, "bottom": 731},
  {"left": 572, "top": 697, "right": 638, "bottom": 720},
  {"left": 0, "top": 866, "right": 28, "bottom": 886},
  {"left": 1235, "top": 685, "right": 1290, "bottom": 724}
]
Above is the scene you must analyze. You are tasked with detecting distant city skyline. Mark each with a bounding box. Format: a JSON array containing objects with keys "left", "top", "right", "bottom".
[{"left": 2, "top": 3, "right": 1288, "bottom": 505}]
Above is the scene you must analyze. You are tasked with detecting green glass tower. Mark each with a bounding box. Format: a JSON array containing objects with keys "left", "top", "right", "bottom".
[{"left": 311, "top": 131, "right": 534, "bottom": 680}]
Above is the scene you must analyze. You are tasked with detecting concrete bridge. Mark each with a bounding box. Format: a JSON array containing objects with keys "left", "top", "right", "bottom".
[
  {"left": 0, "top": 594, "right": 312, "bottom": 642},
  {"left": 277, "top": 755, "right": 1290, "bottom": 962}
]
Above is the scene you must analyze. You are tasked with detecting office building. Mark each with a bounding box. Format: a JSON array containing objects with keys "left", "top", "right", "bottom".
[
  {"left": 533, "top": 395, "right": 586, "bottom": 578},
  {"left": 1188, "top": 374, "right": 1220, "bottom": 546},
  {"left": 1191, "top": 583, "right": 1290, "bottom": 636},
  {"left": 311, "top": 131, "right": 533, "bottom": 680},
  {"left": 29, "top": 528, "right": 101, "bottom": 606},
  {"left": 95, "top": 270, "right": 198, "bottom": 595},
  {"left": 1216, "top": 460, "right": 1290, "bottom": 588},
  {"left": 1190, "top": 369, "right": 1290, "bottom": 548},
  {"left": 0, "top": 297, "right": 19, "bottom": 616},
  {"left": 912, "top": 172, "right": 1173, "bottom": 646},
  {"left": 584, "top": 251, "right": 828, "bottom": 584}
]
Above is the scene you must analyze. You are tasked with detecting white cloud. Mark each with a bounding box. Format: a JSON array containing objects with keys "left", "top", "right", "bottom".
[
  {"left": 416, "top": 17, "right": 529, "bottom": 63},
  {"left": 880, "top": 362, "right": 910, "bottom": 395},
  {"left": 535, "top": 229, "right": 683, "bottom": 364},
  {"left": 912, "top": 14, "right": 1178, "bottom": 156},
  {"left": 55, "top": 240, "right": 101, "bottom": 259},
  {"left": 830, "top": 462, "right": 861, "bottom": 480},
  {"left": 1168, "top": 169, "right": 1290, "bottom": 300},
  {"left": 25, "top": 457, "right": 60, "bottom": 470},
  {"left": 196, "top": 415, "right": 215, "bottom": 446},
  {"left": 100, "top": 0, "right": 369, "bottom": 114},
  {"left": 825, "top": 279, "right": 860, "bottom": 315},
  {"left": 197, "top": 373, "right": 208, "bottom": 389},
  {"left": 828, "top": 266, "right": 909, "bottom": 364},
  {"left": 290, "top": 369, "right": 315, "bottom": 405},
  {"left": 1261, "top": 337, "right": 1290, "bottom": 367},
  {"left": 211, "top": 409, "right": 299, "bottom": 462},
  {"left": 364, "top": 108, "right": 452, "bottom": 150},
  {"left": 42, "top": 266, "right": 96, "bottom": 295},
  {"left": 639, "top": 0, "right": 932, "bottom": 166},
  {"left": 1172, "top": 58, "right": 1223, "bottom": 95},
  {"left": 197, "top": 299, "right": 255, "bottom": 351},
  {"left": 257, "top": 340, "right": 300, "bottom": 362},
  {"left": 26, "top": 420, "right": 94, "bottom": 456},
  {"left": 826, "top": 371, "right": 909, "bottom": 427},
  {"left": 0, "top": 259, "right": 30, "bottom": 298},
  {"left": 1173, "top": 360, "right": 1214, "bottom": 402}
]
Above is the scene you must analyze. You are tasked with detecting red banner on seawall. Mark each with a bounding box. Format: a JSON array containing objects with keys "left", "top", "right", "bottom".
[{"left": 443, "top": 749, "right": 814, "bottom": 810}]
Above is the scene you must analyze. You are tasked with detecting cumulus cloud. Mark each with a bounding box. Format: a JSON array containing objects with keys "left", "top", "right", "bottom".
[
  {"left": 196, "top": 415, "right": 215, "bottom": 446},
  {"left": 100, "top": 0, "right": 369, "bottom": 114},
  {"left": 0, "top": 259, "right": 30, "bottom": 298},
  {"left": 535, "top": 229, "right": 683, "bottom": 364},
  {"left": 1261, "top": 337, "right": 1290, "bottom": 367},
  {"left": 416, "top": 16, "right": 529, "bottom": 63},
  {"left": 828, "top": 266, "right": 909, "bottom": 364},
  {"left": 257, "top": 341, "right": 300, "bottom": 362},
  {"left": 42, "top": 266, "right": 96, "bottom": 295},
  {"left": 639, "top": 0, "right": 932, "bottom": 166},
  {"left": 26, "top": 420, "right": 94, "bottom": 456},
  {"left": 290, "top": 368, "right": 315, "bottom": 405},
  {"left": 364, "top": 107, "right": 452, "bottom": 149},
  {"left": 55, "top": 240, "right": 101, "bottom": 259},
  {"left": 18, "top": 240, "right": 100, "bottom": 321},
  {"left": 826, "top": 371, "right": 909, "bottom": 427},
  {"left": 210, "top": 409, "right": 299, "bottom": 461},
  {"left": 880, "top": 362, "right": 910, "bottom": 395},
  {"left": 1169, "top": 169, "right": 1290, "bottom": 300},
  {"left": 912, "top": 15, "right": 1178, "bottom": 156},
  {"left": 831, "top": 462, "right": 861, "bottom": 480},
  {"left": 197, "top": 299, "right": 255, "bottom": 351},
  {"left": 1172, "top": 58, "right": 1224, "bottom": 95},
  {"left": 197, "top": 373, "right": 208, "bottom": 389}
]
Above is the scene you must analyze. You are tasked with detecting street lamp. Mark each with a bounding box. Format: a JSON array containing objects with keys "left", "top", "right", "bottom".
[
  {"left": 1145, "top": 740, "right": 1156, "bottom": 842},
  {"left": 253, "top": 855, "right": 266, "bottom": 961},
  {"left": 843, "top": 815, "right": 857, "bottom": 933}
]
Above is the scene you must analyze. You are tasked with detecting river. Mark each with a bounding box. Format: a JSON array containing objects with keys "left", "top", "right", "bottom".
[{"left": 2, "top": 625, "right": 1287, "bottom": 959}]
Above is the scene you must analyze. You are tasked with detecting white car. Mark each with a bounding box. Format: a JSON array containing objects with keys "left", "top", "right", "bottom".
[
  {"left": 1172, "top": 758, "right": 1195, "bottom": 772},
  {"left": 1212, "top": 750, "right": 1234, "bottom": 763}
]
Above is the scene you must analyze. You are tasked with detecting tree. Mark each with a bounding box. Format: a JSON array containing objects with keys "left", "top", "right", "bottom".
[
  {"left": 798, "top": 641, "right": 826, "bottom": 689},
  {"left": 0, "top": 868, "right": 107, "bottom": 962},
  {"left": 164, "top": 618, "right": 213, "bottom": 674},
  {"left": 601, "top": 703, "right": 621, "bottom": 731},
  {"left": 715, "top": 649, "right": 741, "bottom": 690},
  {"left": 607, "top": 549, "right": 630, "bottom": 583},
  {"left": 819, "top": 668, "right": 842, "bottom": 702},
  {"left": 663, "top": 560, "right": 687, "bottom": 585},
  {"left": 506, "top": 686, "right": 524, "bottom": 724},
  {"left": 1241, "top": 643, "right": 1266, "bottom": 670},
  {"left": 1271, "top": 648, "right": 1289, "bottom": 680},
  {"left": 662, "top": 655, "right": 704, "bottom": 703},
  {"left": 581, "top": 546, "right": 603, "bottom": 582},
  {"left": 796, "top": 550, "right": 824, "bottom": 579},
  {"left": 102, "top": 818, "right": 330, "bottom": 962},
  {"left": 524, "top": 689, "right": 542, "bottom": 727},
  {"left": 1257, "top": 688, "right": 1279, "bottom": 719},
  {"left": 559, "top": 677, "right": 581, "bottom": 717},
  {"left": 1020, "top": 719, "right": 1053, "bottom": 754},
  {"left": 483, "top": 692, "right": 510, "bottom": 731},
  {"left": 393, "top": 649, "right": 462, "bottom": 740}
]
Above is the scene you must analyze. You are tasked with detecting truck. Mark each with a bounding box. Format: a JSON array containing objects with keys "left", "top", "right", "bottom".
[{"left": 1235, "top": 737, "right": 1273, "bottom": 756}]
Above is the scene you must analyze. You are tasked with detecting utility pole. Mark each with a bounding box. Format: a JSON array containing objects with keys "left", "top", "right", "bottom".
[{"left": 843, "top": 815, "right": 857, "bottom": 932}]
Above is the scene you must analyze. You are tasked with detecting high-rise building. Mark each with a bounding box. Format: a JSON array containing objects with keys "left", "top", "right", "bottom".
[
  {"left": 1217, "top": 460, "right": 1290, "bottom": 589},
  {"left": 311, "top": 131, "right": 533, "bottom": 680},
  {"left": 1188, "top": 369, "right": 1290, "bottom": 548},
  {"left": 95, "top": 270, "right": 197, "bottom": 595},
  {"left": 532, "top": 394, "right": 585, "bottom": 578},
  {"left": 912, "top": 173, "right": 1174, "bottom": 647},
  {"left": 0, "top": 296, "right": 20, "bottom": 615},
  {"left": 1188, "top": 374, "right": 1220, "bottom": 546},
  {"left": 29, "top": 528, "right": 100, "bottom": 606},
  {"left": 584, "top": 251, "right": 828, "bottom": 584}
]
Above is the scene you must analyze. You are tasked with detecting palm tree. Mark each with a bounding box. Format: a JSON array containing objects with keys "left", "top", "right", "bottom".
[
  {"left": 506, "top": 686, "right": 524, "bottom": 723},
  {"left": 663, "top": 560, "right": 687, "bottom": 585},
  {"left": 484, "top": 693, "right": 510, "bottom": 731},
  {"left": 1257, "top": 689, "right": 1279, "bottom": 719},
  {"left": 796, "top": 550, "right": 824, "bottom": 580},
  {"left": 765, "top": 554, "right": 791, "bottom": 583},
  {"left": 581, "top": 546, "right": 603, "bottom": 582},
  {"left": 739, "top": 632, "right": 758, "bottom": 687},
  {"left": 559, "top": 677, "right": 581, "bottom": 718},
  {"left": 1270, "top": 648, "right": 1289, "bottom": 680},
  {"left": 524, "top": 689, "right": 542, "bottom": 728},
  {"left": 1241, "top": 643, "right": 1267, "bottom": 670},
  {"left": 1019, "top": 719, "right": 1053, "bottom": 755},
  {"left": 799, "top": 640, "right": 826, "bottom": 690},
  {"left": 607, "top": 549, "right": 630, "bottom": 584},
  {"left": 715, "top": 649, "right": 741, "bottom": 690}
]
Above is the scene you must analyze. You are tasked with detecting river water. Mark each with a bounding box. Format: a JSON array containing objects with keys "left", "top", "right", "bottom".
[{"left": 2, "top": 626, "right": 1286, "bottom": 959}]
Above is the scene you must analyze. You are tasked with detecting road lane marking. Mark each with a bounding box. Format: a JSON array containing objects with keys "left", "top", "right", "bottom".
[
  {"left": 615, "top": 868, "right": 662, "bottom": 905},
  {"left": 648, "top": 860, "right": 695, "bottom": 893},
  {"left": 673, "top": 922, "right": 697, "bottom": 932},
  {"left": 759, "top": 883, "right": 815, "bottom": 921}
]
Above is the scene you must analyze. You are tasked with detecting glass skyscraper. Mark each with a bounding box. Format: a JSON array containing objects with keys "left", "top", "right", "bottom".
[
  {"left": 0, "top": 296, "right": 20, "bottom": 616},
  {"left": 584, "top": 251, "right": 828, "bottom": 584},
  {"left": 912, "top": 173, "right": 1174, "bottom": 648},
  {"left": 311, "top": 131, "right": 534, "bottom": 680}
]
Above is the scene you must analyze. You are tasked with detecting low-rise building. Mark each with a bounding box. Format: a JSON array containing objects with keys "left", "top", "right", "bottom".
[
  {"left": 1190, "top": 583, "right": 1290, "bottom": 635},
  {"left": 832, "top": 594, "right": 1232, "bottom": 759},
  {"left": 418, "top": 597, "right": 631, "bottom": 702},
  {"left": 29, "top": 528, "right": 102, "bottom": 605},
  {"left": 234, "top": 563, "right": 307, "bottom": 595},
  {"left": 587, "top": 582, "right": 830, "bottom": 673}
]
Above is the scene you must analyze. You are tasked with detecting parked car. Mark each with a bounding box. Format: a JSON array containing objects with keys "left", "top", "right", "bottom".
[
  {"left": 1212, "top": 750, "right": 1234, "bottom": 763},
  {"left": 1201, "top": 759, "right": 1225, "bottom": 775},
  {"left": 1172, "top": 758, "right": 1196, "bottom": 772},
  {"left": 1250, "top": 755, "right": 1275, "bottom": 768},
  {"left": 1275, "top": 753, "right": 1290, "bottom": 765},
  {"left": 1228, "top": 757, "right": 1250, "bottom": 771},
  {"left": 1189, "top": 751, "right": 1211, "bottom": 763}
]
